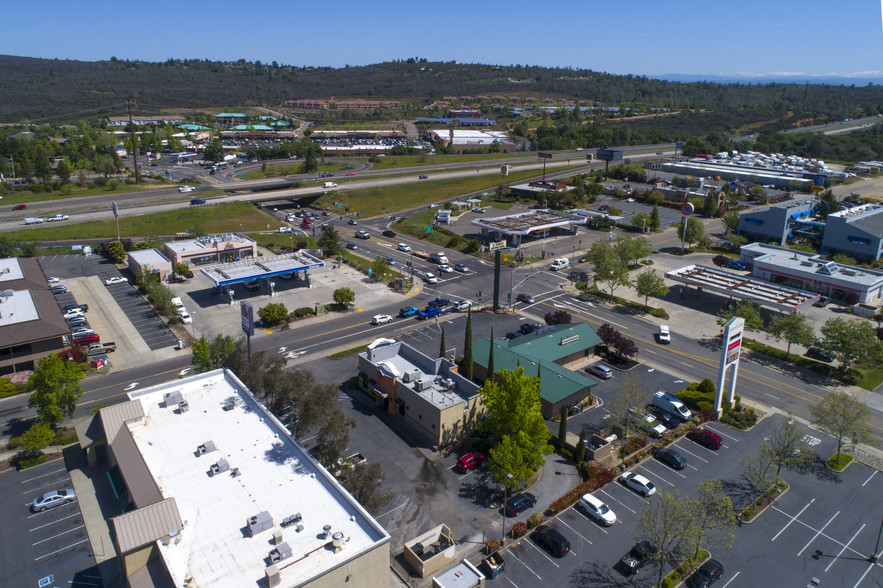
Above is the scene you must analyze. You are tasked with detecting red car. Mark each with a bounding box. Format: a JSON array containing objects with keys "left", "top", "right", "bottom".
[
  {"left": 72, "top": 333, "right": 100, "bottom": 346},
  {"left": 346, "top": 172, "right": 355, "bottom": 176},
  {"left": 13, "top": 204, "right": 27, "bottom": 211},
  {"left": 687, "top": 427, "right": 723, "bottom": 450},
  {"left": 456, "top": 452, "right": 486, "bottom": 473}
]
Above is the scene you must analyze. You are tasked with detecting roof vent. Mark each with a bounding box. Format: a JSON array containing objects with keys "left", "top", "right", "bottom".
[
  {"left": 223, "top": 398, "right": 235, "bottom": 411},
  {"left": 280, "top": 513, "right": 302, "bottom": 528},
  {"left": 196, "top": 441, "right": 216, "bottom": 456},
  {"left": 322, "top": 524, "right": 332, "bottom": 539},
  {"left": 210, "top": 459, "right": 229, "bottom": 476},
  {"left": 332, "top": 532, "right": 346, "bottom": 551}
]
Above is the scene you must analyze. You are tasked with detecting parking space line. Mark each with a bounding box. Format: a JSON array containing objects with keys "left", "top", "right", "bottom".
[
  {"left": 27, "top": 503, "right": 79, "bottom": 519},
  {"left": 853, "top": 560, "right": 880, "bottom": 587},
  {"left": 20, "top": 467, "right": 67, "bottom": 485},
  {"left": 505, "top": 578, "right": 521, "bottom": 588},
  {"left": 376, "top": 503, "right": 406, "bottom": 519},
  {"left": 825, "top": 523, "right": 865, "bottom": 573},
  {"left": 30, "top": 513, "right": 80, "bottom": 532},
  {"left": 525, "top": 539, "right": 560, "bottom": 567},
  {"left": 33, "top": 524, "right": 84, "bottom": 546},
  {"left": 705, "top": 425, "right": 739, "bottom": 442},
  {"left": 862, "top": 470, "right": 877, "bottom": 487},
  {"left": 647, "top": 462, "right": 688, "bottom": 479},
  {"left": 506, "top": 549, "right": 543, "bottom": 581},
  {"left": 557, "top": 519, "right": 593, "bottom": 546},
  {"left": 598, "top": 489, "right": 637, "bottom": 514},
  {"left": 644, "top": 468, "right": 676, "bottom": 487},
  {"left": 771, "top": 498, "right": 814, "bottom": 541},
  {"left": 672, "top": 444, "right": 708, "bottom": 463},
  {"left": 797, "top": 511, "right": 839, "bottom": 556},
  {"left": 34, "top": 538, "right": 89, "bottom": 561},
  {"left": 720, "top": 571, "right": 740, "bottom": 587}
]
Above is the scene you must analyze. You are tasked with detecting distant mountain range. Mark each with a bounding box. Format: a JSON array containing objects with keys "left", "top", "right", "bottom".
[{"left": 653, "top": 73, "right": 883, "bottom": 85}]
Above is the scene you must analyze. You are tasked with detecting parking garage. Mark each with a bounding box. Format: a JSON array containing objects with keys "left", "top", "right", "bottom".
[{"left": 199, "top": 251, "right": 325, "bottom": 301}]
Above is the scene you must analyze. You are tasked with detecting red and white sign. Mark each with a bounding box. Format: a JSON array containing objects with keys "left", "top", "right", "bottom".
[{"left": 681, "top": 203, "right": 695, "bottom": 216}]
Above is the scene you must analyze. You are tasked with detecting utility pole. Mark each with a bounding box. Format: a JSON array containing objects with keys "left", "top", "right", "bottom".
[
  {"left": 127, "top": 98, "right": 141, "bottom": 184},
  {"left": 591, "top": 100, "right": 598, "bottom": 149},
  {"left": 802, "top": 81, "right": 808, "bottom": 112}
]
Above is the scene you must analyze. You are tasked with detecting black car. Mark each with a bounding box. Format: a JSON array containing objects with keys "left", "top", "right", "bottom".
[
  {"left": 652, "top": 408, "right": 681, "bottom": 429},
  {"left": 418, "top": 174, "right": 429, "bottom": 179},
  {"left": 506, "top": 331, "right": 523, "bottom": 340},
  {"left": 532, "top": 525, "right": 571, "bottom": 558},
  {"left": 652, "top": 447, "right": 687, "bottom": 470},
  {"left": 382, "top": 230, "right": 397, "bottom": 238},
  {"left": 504, "top": 492, "right": 537, "bottom": 517},
  {"left": 62, "top": 303, "right": 88, "bottom": 313},
  {"left": 428, "top": 297, "right": 450, "bottom": 308},
  {"left": 519, "top": 323, "right": 543, "bottom": 335},
  {"left": 515, "top": 293, "right": 535, "bottom": 304},
  {"left": 598, "top": 204, "right": 610, "bottom": 211},
  {"left": 320, "top": 172, "right": 334, "bottom": 177},
  {"left": 806, "top": 346, "right": 834, "bottom": 363},
  {"left": 620, "top": 540, "right": 656, "bottom": 575},
  {"left": 686, "top": 558, "right": 724, "bottom": 587}
]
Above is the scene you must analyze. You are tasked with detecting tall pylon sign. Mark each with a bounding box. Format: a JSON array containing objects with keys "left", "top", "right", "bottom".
[{"left": 715, "top": 317, "right": 744, "bottom": 412}]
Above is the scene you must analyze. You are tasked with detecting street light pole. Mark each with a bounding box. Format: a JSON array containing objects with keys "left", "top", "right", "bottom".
[
  {"left": 870, "top": 516, "right": 883, "bottom": 563},
  {"left": 570, "top": 244, "right": 576, "bottom": 284},
  {"left": 501, "top": 473, "right": 514, "bottom": 543}
]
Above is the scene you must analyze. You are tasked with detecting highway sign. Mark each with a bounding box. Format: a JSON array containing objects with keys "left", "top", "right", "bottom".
[
  {"left": 597, "top": 149, "right": 623, "bottom": 161},
  {"left": 681, "top": 203, "right": 695, "bottom": 216},
  {"left": 488, "top": 240, "right": 507, "bottom": 251},
  {"left": 537, "top": 152, "right": 552, "bottom": 159},
  {"left": 425, "top": 226, "right": 433, "bottom": 233}
]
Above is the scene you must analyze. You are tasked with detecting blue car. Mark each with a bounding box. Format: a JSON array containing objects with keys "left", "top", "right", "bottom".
[
  {"left": 419, "top": 306, "right": 442, "bottom": 320},
  {"left": 727, "top": 261, "right": 746, "bottom": 270},
  {"left": 399, "top": 306, "right": 418, "bottom": 318},
  {"left": 385, "top": 257, "right": 397, "bottom": 266}
]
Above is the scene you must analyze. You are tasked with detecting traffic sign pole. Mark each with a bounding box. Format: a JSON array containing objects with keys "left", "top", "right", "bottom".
[{"left": 680, "top": 203, "right": 694, "bottom": 254}]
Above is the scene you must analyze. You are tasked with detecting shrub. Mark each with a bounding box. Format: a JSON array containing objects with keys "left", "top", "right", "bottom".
[
  {"left": 527, "top": 512, "right": 545, "bottom": 529},
  {"left": 697, "top": 378, "right": 716, "bottom": 393},
  {"left": 743, "top": 507, "right": 755, "bottom": 518},
  {"left": 650, "top": 307, "right": 667, "bottom": 318},
  {"left": 696, "top": 409, "right": 716, "bottom": 423},
  {"left": 549, "top": 467, "right": 615, "bottom": 514},
  {"left": 485, "top": 537, "right": 500, "bottom": 554},
  {"left": 258, "top": 302, "right": 289, "bottom": 326},
  {"left": 842, "top": 370, "right": 863, "bottom": 385},
  {"left": 13, "top": 454, "right": 47, "bottom": 469},
  {"left": 622, "top": 435, "right": 648, "bottom": 455},
  {"left": 294, "top": 307, "right": 314, "bottom": 318},
  {"left": 52, "top": 432, "right": 79, "bottom": 446},
  {"left": 696, "top": 400, "right": 713, "bottom": 411},
  {"left": 511, "top": 522, "right": 528, "bottom": 538}
]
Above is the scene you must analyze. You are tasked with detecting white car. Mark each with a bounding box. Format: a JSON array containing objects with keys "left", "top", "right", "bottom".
[
  {"left": 31, "top": 489, "right": 77, "bottom": 512},
  {"left": 453, "top": 300, "right": 472, "bottom": 311},
  {"left": 626, "top": 197, "right": 635, "bottom": 203},
  {"left": 47, "top": 277, "right": 60, "bottom": 284},
  {"left": 424, "top": 272, "right": 439, "bottom": 284},
  {"left": 579, "top": 493, "right": 616, "bottom": 526},
  {"left": 47, "top": 214, "right": 69, "bottom": 222},
  {"left": 371, "top": 314, "right": 393, "bottom": 325},
  {"left": 620, "top": 472, "right": 657, "bottom": 497},
  {"left": 437, "top": 264, "right": 453, "bottom": 273},
  {"left": 658, "top": 325, "right": 671, "bottom": 344},
  {"left": 63, "top": 309, "right": 85, "bottom": 320},
  {"left": 397, "top": 243, "right": 411, "bottom": 252},
  {"left": 179, "top": 311, "right": 192, "bottom": 324},
  {"left": 105, "top": 276, "right": 128, "bottom": 285},
  {"left": 178, "top": 186, "right": 194, "bottom": 193},
  {"left": 71, "top": 327, "right": 95, "bottom": 337}
]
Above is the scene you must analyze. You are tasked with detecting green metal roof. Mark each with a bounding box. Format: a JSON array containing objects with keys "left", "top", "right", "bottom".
[
  {"left": 507, "top": 323, "right": 603, "bottom": 363},
  {"left": 215, "top": 113, "right": 247, "bottom": 118}
]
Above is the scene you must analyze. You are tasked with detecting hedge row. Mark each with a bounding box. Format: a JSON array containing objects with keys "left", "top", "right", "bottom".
[{"left": 548, "top": 464, "right": 616, "bottom": 515}]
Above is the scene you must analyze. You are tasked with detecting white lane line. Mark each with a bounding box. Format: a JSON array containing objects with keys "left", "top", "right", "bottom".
[
  {"left": 797, "top": 511, "right": 839, "bottom": 556},
  {"left": 705, "top": 425, "right": 739, "bottom": 442},
  {"left": 30, "top": 513, "right": 80, "bottom": 532},
  {"left": 679, "top": 361, "right": 692, "bottom": 367},
  {"left": 376, "top": 503, "right": 406, "bottom": 519},
  {"left": 525, "top": 539, "right": 560, "bottom": 567},
  {"left": 27, "top": 503, "right": 79, "bottom": 519},
  {"left": 853, "top": 560, "right": 879, "bottom": 588},
  {"left": 558, "top": 519, "right": 593, "bottom": 545},
  {"left": 585, "top": 314, "right": 629, "bottom": 330},
  {"left": 506, "top": 578, "right": 521, "bottom": 588},
  {"left": 647, "top": 461, "right": 688, "bottom": 480},
  {"left": 20, "top": 468, "right": 67, "bottom": 485},
  {"left": 598, "top": 489, "right": 637, "bottom": 514},
  {"left": 720, "top": 571, "right": 741, "bottom": 587},
  {"left": 505, "top": 549, "right": 542, "bottom": 581},
  {"left": 765, "top": 392, "right": 781, "bottom": 400},
  {"left": 825, "top": 524, "right": 865, "bottom": 573},
  {"left": 862, "top": 470, "right": 877, "bottom": 487},
  {"left": 771, "top": 498, "right": 814, "bottom": 541},
  {"left": 645, "top": 349, "right": 657, "bottom": 355},
  {"left": 643, "top": 469, "right": 675, "bottom": 487},
  {"left": 34, "top": 538, "right": 89, "bottom": 561},
  {"left": 32, "top": 524, "right": 84, "bottom": 546},
  {"left": 671, "top": 445, "right": 709, "bottom": 463}
]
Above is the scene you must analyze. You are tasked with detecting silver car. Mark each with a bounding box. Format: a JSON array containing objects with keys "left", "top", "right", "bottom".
[{"left": 31, "top": 489, "right": 77, "bottom": 512}]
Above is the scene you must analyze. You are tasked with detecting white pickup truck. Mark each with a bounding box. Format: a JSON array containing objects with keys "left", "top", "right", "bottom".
[{"left": 47, "top": 214, "right": 69, "bottom": 222}]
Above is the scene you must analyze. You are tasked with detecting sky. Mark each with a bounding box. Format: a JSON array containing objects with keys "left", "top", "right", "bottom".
[{"left": 3, "top": 0, "right": 882, "bottom": 81}]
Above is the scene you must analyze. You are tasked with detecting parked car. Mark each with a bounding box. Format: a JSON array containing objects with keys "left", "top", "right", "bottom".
[
  {"left": 71, "top": 327, "right": 95, "bottom": 337},
  {"left": 619, "top": 471, "right": 657, "bottom": 496},
  {"left": 519, "top": 323, "right": 543, "bottom": 335},
  {"left": 641, "top": 414, "right": 668, "bottom": 438},
  {"left": 453, "top": 300, "right": 472, "bottom": 311},
  {"left": 428, "top": 297, "right": 451, "bottom": 308},
  {"left": 812, "top": 296, "right": 829, "bottom": 308},
  {"left": 67, "top": 316, "right": 87, "bottom": 327},
  {"left": 652, "top": 407, "right": 681, "bottom": 429},
  {"left": 652, "top": 447, "right": 687, "bottom": 470},
  {"left": 382, "top": 230, "right": 397, "bottom": 238},
  {"left": 354, "top": 230, "right": 370, "bottom": 239},
  {"left": 620, "top": 540, "right": 657, "bottom": 575},
  {"left": 63, "top": 308, "right": 85, "bottom": 320},
  {"left": 73, "top": 333, "right": 100, "bottom": 346},
  {"left": 531, "top": 525, "right": 571, "bottom": 558},
  {"left": 727, "top": 260, "right": 746, "bottom": 271},
  {"left": 31, "top": 489, "right": 77, "bottom": 512},
  {"left": 472, "top": 207, "right": 486, "bottom": 213},
  {"left": 105, "top": 276, "right": 127, "bottom": 285},
  {"left": 687, "top": 427, "right": 723, "bottom": 450},
  {"left": 62, "top": 303, "right": 87, "bottom": 313},
  {"left": 456, "top": 452, "right": 485, "bottom": 473},
  {"left": 419, "top": 306, "right": 442, "bottom": 320},
  {"left": 686, "top": 558, "right": 724, "bottom": 587},
  {"left": 579, "top": 493, "right": 616, "bottom": 526},
  {"left": 398, "top": 306, "right": 418, "bottom": 318},
  {"left": 504, "top": 492, "right": 537, "bottom": 517},
  {"left": 505, "top": 331, "right": 523, "bottom": 340},
  {"left": 598, "top": 204, "right": 610, "bottom": 211},
  {"left": 515, "top": 293, "right": 535, "bottom": 304},
  {"left": 454, "top": 263, "right": 470, "bottom": 273},
  {"left": 47, "top": 277, "right": 60, "bottom": 284},
  {"left": 179, "top": 311, "right": 192, "bottom": 324},
  {"left": 397, "top": 243, "right": 411, "bottom": 252},
  {"left": 371, "top": 314, "right": 393, "bottom": 325},
  {"left": 586, "top": 363, "right": 613, "bottom": 380},
  {"left": 51, "top": 284, "right": 69, "bottom": 294},
  {"left": 806, "top": 346, "right": 834, "bottom": 363}
]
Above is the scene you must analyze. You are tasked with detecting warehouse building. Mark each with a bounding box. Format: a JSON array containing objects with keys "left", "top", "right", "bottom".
[
  {"left": 75, "top": 369, "right": 390, "bottom": 588},
  {"left": 423, "top": 129, "right": 515, "bottom": 152},
  {"left": 737, "top": 199, "right": 818, "bottom": 245}
]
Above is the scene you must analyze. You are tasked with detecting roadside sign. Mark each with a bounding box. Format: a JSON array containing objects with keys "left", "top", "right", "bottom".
[
  {"left": 240, "top": 302, "right": 255, "bottom": 336},
  {"left": 111, "top": 201, "right": 118, "bottom": 218},
  {"left": 500, "top": 165, "right": 510, "bottom": 175},
  {"left": 425, "top": 226, "right": 433, "bottom": 234},
  {"left": 537, "top": 152, "right": 552, "bottom": 159},
  {"left": 597, "top": 149, "right": 623, "bottom": 161},
  {"left": 681, "top": 203, "right": 695, "bottom": 216},
  {"left": 488, "top": 240, "right": 507, "bottom": 251}
]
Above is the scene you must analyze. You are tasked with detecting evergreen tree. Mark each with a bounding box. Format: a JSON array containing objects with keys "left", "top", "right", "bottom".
[
  {"left": 557, "top": 407, "right": 568, "bottom": 448},
  {"left": 439, "top": 326, "right": 446, "bottom": 359},
  {"left": 487, "top": 328, "right": 495, "bottom": 381},
  {"left": 650, "top": 204, "right": 661, "bottom": 230},
  {"left": 461, "top": 309, "right": 474, "bottom": 380}
]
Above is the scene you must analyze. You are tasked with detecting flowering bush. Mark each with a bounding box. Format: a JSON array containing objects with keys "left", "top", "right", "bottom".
[
  {"left": 549, "top": 466, "right": 615, "bottom": 514},
  {"left": 526, "top": 512, "right": 545, "bottom": 529},
  {"left": 511, "top": 522, "right": 528, "bottom": 538}
]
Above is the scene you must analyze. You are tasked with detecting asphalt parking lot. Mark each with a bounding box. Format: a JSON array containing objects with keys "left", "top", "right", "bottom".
[
  {"left": 104, "top": 275, "right": 177, "bottom": 351},
  {"left": 0, "top": 460, "right": 97, "bottom": 588}
]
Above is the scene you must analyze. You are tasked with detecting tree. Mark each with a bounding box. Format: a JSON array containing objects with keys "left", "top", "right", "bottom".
[
  {"left": 258, "top": 302, "right": 289, "bottom": 326},
  {"left": 486, "top": 327, "right": 495, "bottom": 380},
  {"left": 760, "top": 416, "right": 814, "bottom": 484},
  {"left": 27, "top": 354, "right": 84, "bottom": 428},
  {"left": 300, "top": 149, "right": 319, "bottom": 174},
  {"left": 19, "top": 422, "right": 55, "bottom": 454},
  {"left": 809, "top": 392, "right": 877, "bottom": 462},
  {"left": 439, "top": 326, "right": 447, "bottom": 359},
  {"left": 767, "top": 313, "right": 815, "bottom": 358},
  {"left": 677, "top": 216, "right": 706, "bottom": 249},
  {"left": 639, "top": 490, "right": 696, "bottom": 588},
  {"left": 649, "top": 203, "right": 661, "bottom": 231},
  {"left": 816, "top": 190, "right": 840, "bottom": 219},
  {"left": 741, "top": 450, "right": 777, "bottom": 507},
  {"left": 819, "top": 317, "right": 882, "bottom": 370},
  {"left": 615, "top": 235, "right": 652, "bottom": 266},
  {"left": 204, "top": 138, "right": 224, "bottom": 162},
  {"left": 55, "top": 159, "right": 71, "bottom": 183},
  {"left": 631, "top": 212, "right": 651, "bottom": 232},
  {"left": 612, "top": 332, "right": 638, "bottom": 359},
  {"left": 557, "top": 407, "right": 568, "bottom": 448},
  {"left": 716, "top": 299, "right": 764, "bottom": 332},
  {"left": 317, "top": 224, "right": 342, "bottom": 256},
  {"left": 339, "top": 461, "right": 392, "bottom": 514},
  {"left": 712, "top": 254, "right": 731, "bottom": 269},
  {"left": 605, "top": 373, "right": 646, "bottom": 442},
  {"left": 544, "top": 309, "right": 572, "bottom": 325},
  {"left": 461, "top": 309, "right": 473, "bottom": 381},
  {"left": 488, "top": 432, "right": 539, "bottom": 489},
  {"left": 369, "top": 256, "right": 390, "bottom": 281},
  {"left": 687, "top": 480, "right": 736, "bottom": 559},
  {"left": 832, "top": 253, "right": 858, "bottom": 266},
  {"left": 312, "top": 403, "right": 356, "bottom": 475},
  {"left": 634, "top": 269, "right": 669, "bottom": 307},
  {"left": 597, "top": 323, "right": 617, "bottom": 347},
  {"left": 586, "top": 240, "right": 631, "bottom": 296},
  {"left": 480, "top": 367, "right": 552, "bottom": 477},
  {"left": 702, "top": 192, "right": 719, "bottom": 217},
  {"left": 333, "top": 286, "right": 355, "bottom": 307},
  {"left": 103, "top": 240, "right": 126, "bottom": 263},
  {"left": 722, "top": 210, "right": 740, "bottom": 233},
  {"left": 34, "top": 151, "right": 53, "bottom": 184},
  {"left": 173, "top": 262, "right": 191, "bottom": 278},
  {"left": 191, "top": 334, "right": 237, "bottom": 373}
]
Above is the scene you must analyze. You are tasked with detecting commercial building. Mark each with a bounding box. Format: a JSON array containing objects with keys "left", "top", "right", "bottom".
[
  {"left": 423, "top": 129, "right": 515, "bottom": 152},
  {"left": 821, "top": 203, "right": 883, "bottom": 261},
  {"left": 357, "top": 340, "right": 482, "bottom": 449},
  {"left": 75, "top": 369, "right": 390, "bottom": 588},
  {"left": 284, "top": 99, "right": 402, "bottom": 110},
  {"left": 737, "top": 199, "right": 818, "bottom": 245},
  {"left": 106, "top": 115, "right": 184, "bottom": 127},
  {"left": 472, "top": 323, "right": 601, "bottom": 419},
  {"left": 199, "top": 251, "right": 325, "bottom": 296},
  {"left": 470, "top": 208, "right": 585, "bottom": 247},
  {"left": 738, "top": 243, "right": 883, "bottom": 304},
  {"left": 163, "top": 233, "right": 257, "bottom": 267},
  {"left": 660, "top": 160, "right": 812, "bottom": 190},
  {"left": 127, "top": 249, "right": 173, "bottom": 282},
  {"left": 214, "top": 113, "right": 248, "bottom": 128},
  {"left": 0, "top": 258, "right": 68, "bottom": 375}
]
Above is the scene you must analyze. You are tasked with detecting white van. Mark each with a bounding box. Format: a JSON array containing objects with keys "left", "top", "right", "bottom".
[
  {"left": 323, "top": 182, "right": 337, "bottom": 188},
  {"left": 579, "top": 493, "right": 616, "bottom": 526},
  {"left": 550, "top": 258, "right": 569, "bottom": 271}
]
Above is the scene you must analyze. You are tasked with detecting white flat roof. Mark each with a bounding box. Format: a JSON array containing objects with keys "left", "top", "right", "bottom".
[
  {"left": 199, "top": 252, "right": 325, "bottom": 287},
  {"left": 164, "top": 233, "right": 254, "bottom": 255},
  {"left": 128, "top": 248, "right": 171, "bottom": 266},
  {"left": 0, "top": 288, "right": 39, "bottom": 326},
  {"left": 665, "top": 265, "right": 817, "bottom": 311},
  {"left": 471, "top": 209, "right": 586, "bottom": 236},
  {"left": 0, "top": 258, "right": 24, "bottom": 283},
  {"left": 125, "top": 370, "right": 388, "bottom": 588},
  {"left": 741, "top": 243, "right": 883, "bottom": 289}
]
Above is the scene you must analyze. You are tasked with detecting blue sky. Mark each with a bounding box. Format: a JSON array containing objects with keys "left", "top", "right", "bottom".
[{"left": 3, "top": 0, "right": 881, "bottom": 80}]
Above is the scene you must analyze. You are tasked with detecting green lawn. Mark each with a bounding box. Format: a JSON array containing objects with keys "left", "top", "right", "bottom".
[
  {"left": 356, "top": 152, "right": 538, "bottom": 171},
  {"left": 4, "top": 201, "right": 278, "bottom": 241},
  {"left": 2, "top": 181, "right": 188, "bottom": 205}
]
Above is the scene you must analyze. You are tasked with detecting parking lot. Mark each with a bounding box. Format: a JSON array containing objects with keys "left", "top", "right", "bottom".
[
  {"left": 0, "top": 460, "right": 97, "bottom": 588},
  {"left": 103, "top": 275, "right": 178, "bottom": 351}
]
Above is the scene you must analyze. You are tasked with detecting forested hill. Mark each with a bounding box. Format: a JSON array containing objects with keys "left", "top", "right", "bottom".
[{"left": 1, "top": 54, "right": 881, "bottom": 123}]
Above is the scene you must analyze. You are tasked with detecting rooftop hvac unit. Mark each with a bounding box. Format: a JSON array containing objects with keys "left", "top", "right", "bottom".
[
  {"left": 177, "top": 399, "right": 189, "bottom": 413},
  {"left": 164, "top": 390, "right": 183, "bottom": 407},
  {"left": 210, "top": 459, "right": 229, "bottom": 475},
  {"left": 196, "top": 441, "right": 216, "bottom": 456},
  {"left": 402, "top": 369, "right": 421, "bottom": 383},
  {"left": 414, "top": 377, "right": 433, "bottom": 392},
  {"left": 269, "top": 542, "right": 292, "bottom": 563},
  {"left": 247, "top": 511, "right": 274, "bottom": 537},
  {"left": 443, "top": 378, "right": 456, "bottom": 390},
  {"left": 222, "top": 399, "right": 235, "bottom": 411},
  {"left": 265, "top": 564, "right": 281, "bottom": 587}
]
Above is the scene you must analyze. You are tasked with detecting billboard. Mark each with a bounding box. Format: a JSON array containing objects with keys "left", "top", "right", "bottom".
[
  {"left": 537, "top": 152, "right": 552, "bottom": 159},
  {"left": 241, "top": 302, "right": 255, "bottom": 336},
  {"left": 597, "top": 149, "right": 623, "bottom": 161}
]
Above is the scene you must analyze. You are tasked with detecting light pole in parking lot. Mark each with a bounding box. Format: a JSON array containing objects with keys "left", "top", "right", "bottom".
[
  {"left": 870, "top": 516, "right": 883, "bottom": 563},
  {"left": 385, "top": 198, "right": 395, "bottom": 221},
  {"left": 501, "top": 473, "right": 513, "bottom": 543}
]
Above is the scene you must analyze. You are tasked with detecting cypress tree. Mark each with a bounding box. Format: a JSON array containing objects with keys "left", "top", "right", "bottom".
[
  {"left": 439, "top": 326, "right": 446, "bottom": 359},
  {"left": 487, "top": 327, "right": 495, "bottom": 381},
  {"left": 461, "top": 308, "right": 474, "bottom": 380}
]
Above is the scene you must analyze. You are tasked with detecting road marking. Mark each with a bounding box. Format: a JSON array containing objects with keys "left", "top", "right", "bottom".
[
  {"left": 20, "top": 467, "right": 68, "bottom": 485},
  {"left": 34, "top": 538, "right": 89, "bottom": 561},
  {"left": 825, "top": 523, "right": 865, "bottom": 573},
  {"left": 671, "top": 444, "right": 708, "bottom": 463},
  {"left": 853, "top": 560, "right": 879, "bottom": 587},
  {"left": 525, "top": 538, "right": 560, "bottom": 567},
  {"left": 862, "top": 470, "right": 877, "bottom": 487},
  {"left": 705, "top": 425, "right": 739, "bottom": 442},
  {"left": 720, "top": 571, "right": 740, "bottom": 587},
  {"left": 30, "top": 513, "right": 80, "bottom": 532},
  {"left": 797, "top": 511, "right": 839, "bottom": 556},
  {"left": 33, "top": 524, "right": 84, "bottom": 546},
  {"left": 598, "top": 489, "right": 637, "bottom": 514},
  {"left": 124, "top": 382, "right": 139, "bottom": 391},
  {"left": 771, "top": 498, "right": 814, "bottom": 541},
  {"left": 376, "top": 503, "right": 406, "bottom": 519},
  {"left": 506, "top": 549, "right": 543, "bottom": 581},
  {"left": 765, "top": 392, "right": 781, "bottom": 400},
  {"left": 557, "top": 519, "right": 593, "bottom": 545}
]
